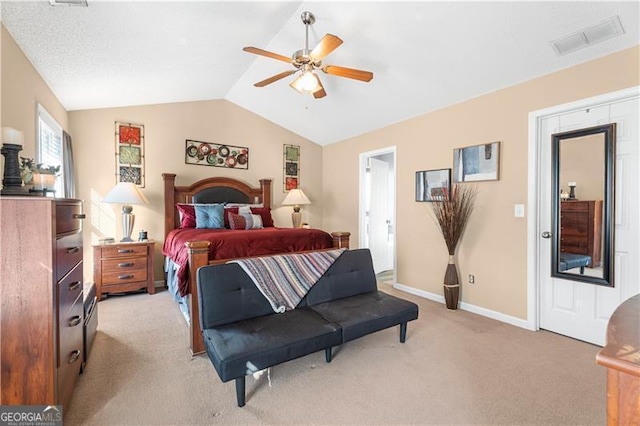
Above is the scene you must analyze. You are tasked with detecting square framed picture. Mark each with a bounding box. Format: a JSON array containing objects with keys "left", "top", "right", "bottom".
[
  {"left": 283, "top": 144, "right": 300, "bottom": 192},
  {"left": 453, "top": 141, "right": 500, "bottom": 182},
  {"left": 416, "top": 168, "right": 451, "bottom": 202},
  {"left": 115, "top": 121, "right": 145, "bottom": 187}
]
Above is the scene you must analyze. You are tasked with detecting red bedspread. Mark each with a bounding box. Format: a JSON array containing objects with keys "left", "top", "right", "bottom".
[{"left": 162, "top": 227, "right": 334, "bottom": 296}]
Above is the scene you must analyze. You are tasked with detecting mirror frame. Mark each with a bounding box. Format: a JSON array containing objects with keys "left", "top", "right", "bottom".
[{"left": 551, "top": 123, "right": 616, "bottom": 286}]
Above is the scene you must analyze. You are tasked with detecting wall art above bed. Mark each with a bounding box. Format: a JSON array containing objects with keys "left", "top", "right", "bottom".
[
  {"left": 115, "top": 121, "right": 145, "bottom": 187},
  {"left": 283, "top": 144, "right": 300, "bottom": 192},
  {"left": 185, "top": 139, "right": 249, "bottom": 169}
]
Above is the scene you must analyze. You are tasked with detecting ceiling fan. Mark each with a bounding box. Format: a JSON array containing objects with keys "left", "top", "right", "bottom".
[{"left": 243, "top": 11, "right": 374, "bottom": 99}]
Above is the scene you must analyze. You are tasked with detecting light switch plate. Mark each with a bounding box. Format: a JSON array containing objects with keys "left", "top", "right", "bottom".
[{"left": 514, "top": 204, "right": 525, "bottom": 218}]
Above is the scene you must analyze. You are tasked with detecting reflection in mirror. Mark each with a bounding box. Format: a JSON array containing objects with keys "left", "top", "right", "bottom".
[{"left": 552, "top": 124, "right": 615, "bottom": 287}]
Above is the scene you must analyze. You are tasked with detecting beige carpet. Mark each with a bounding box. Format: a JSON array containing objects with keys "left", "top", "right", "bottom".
[{"left": 66, "top": 286, "right": 605, "bottom": 425}]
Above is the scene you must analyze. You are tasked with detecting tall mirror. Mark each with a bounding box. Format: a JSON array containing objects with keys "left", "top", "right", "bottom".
[{"left": 551, "top": 123, "right": 615, "bottom": 286}]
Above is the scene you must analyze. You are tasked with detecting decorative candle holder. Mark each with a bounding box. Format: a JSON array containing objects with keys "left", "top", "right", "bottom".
[
  {"left": 568, "top": 182, "right": 577, "bottom": 200},
  {"left": 1, "top": 143, "right": 28, "bottom": 196}
]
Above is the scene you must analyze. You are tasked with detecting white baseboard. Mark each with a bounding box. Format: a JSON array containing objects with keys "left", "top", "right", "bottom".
[{"left": 393, "top": 282, "right": 533, "bottom": 330}]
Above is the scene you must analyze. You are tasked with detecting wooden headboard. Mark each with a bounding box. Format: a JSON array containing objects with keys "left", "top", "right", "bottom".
[{"left": 162, "top": 173, "right": 272, "bottom": 239}]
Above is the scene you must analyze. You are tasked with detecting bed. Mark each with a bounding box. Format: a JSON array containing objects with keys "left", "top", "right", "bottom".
[{"left": 162, "top": 173, "right": 350, "bottom": 355}]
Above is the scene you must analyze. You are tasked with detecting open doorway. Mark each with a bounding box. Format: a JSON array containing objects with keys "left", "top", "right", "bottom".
[{"left": 359, "top": 147, "right": 396, "bottom": 284}]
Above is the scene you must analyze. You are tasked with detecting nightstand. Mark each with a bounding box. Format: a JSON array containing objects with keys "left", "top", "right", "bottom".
[{"left": 93, "top": 240, "right": 155, "bottom": 300}]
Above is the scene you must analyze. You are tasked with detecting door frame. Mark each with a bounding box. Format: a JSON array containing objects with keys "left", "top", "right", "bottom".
[
  {"left": 359, "top": 146, "right": 397, "bottom": 276},
  {"left": 526, "top": 85, "right": 640, "bottom": 331}
]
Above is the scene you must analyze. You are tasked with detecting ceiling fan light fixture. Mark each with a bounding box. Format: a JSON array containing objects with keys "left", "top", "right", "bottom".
[
  {"left": 243, "top": 10, "right": 373, "bottom": 98},
  {"left": 300, "top": 71, "right": 319, "bottom": 92}
]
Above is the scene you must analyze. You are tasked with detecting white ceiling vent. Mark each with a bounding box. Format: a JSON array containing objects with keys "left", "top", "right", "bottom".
[
  {"left": 48, "top": 0, "right": 88, "bottom": 6},
  {"left": 552, "top": 16, "right": 625, "bottom": 56}
]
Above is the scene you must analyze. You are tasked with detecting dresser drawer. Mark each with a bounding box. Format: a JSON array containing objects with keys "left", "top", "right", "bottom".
[
  {"left": 561, "top": 201, "right": 590, "bottom": 213},
  {"left": 101, "top": 245, "right": 148, "bottom": 258},
  {"left": 58, "top": 262, "right": 84, "bottom": 319},
  {"left": 56, "top": 202, "right": 84, "bottom": 235},
  {"left": 58, "top": 294, "right": 83, "bottom": 368},
  {"left": 57, "top": 295, "right": 83, "bottom": 408},
  {"left": 56, "top": 233, "right": 83, "bottom": 281}
]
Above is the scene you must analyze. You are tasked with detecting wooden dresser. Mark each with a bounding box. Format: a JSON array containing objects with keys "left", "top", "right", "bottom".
[
  {"left": 560, "top": 200, "right": 603, "bottom": 267},
  {"left": 0, "top": 198, "right": 85, "bottom": 411},
  {"left": 596, "top": 294, "right": 640, "bottom": 425},
  {"left": 93, "top": 240, "right": 155, "bottom": 300}
]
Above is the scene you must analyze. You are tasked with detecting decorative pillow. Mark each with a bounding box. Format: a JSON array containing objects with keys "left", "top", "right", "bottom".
[
  {"left": 223, "top": 206, "right": 273, "bottom": 228},
  {"left": 176, "top": 203, "right": 196, "bottom": 228},
  {"left": 244, "top": 213, "right": 263, "bottom": 229},
  {"left": 194, "top": 204, "right": 225, "bottom": 229},
  {"left": 249, "top": 207, "right": 274, "bottom": 227},
  {"left": 228, "top": 212, "right": 264, "bottom": 230}
]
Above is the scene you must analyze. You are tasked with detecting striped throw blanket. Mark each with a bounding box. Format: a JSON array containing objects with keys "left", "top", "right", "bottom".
[{"left": 229, "top": 249, "right": 345, "bottom": 313}]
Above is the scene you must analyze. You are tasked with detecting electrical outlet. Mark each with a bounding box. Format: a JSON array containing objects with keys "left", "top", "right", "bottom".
[{"left": 469, "top": 274, "right": 475, "bottom": 284}]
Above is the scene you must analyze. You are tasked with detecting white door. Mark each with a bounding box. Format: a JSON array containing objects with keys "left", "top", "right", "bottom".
[
  {"left": 538, "top": 95, "right": 639, "bottom": 345},
  {"left": 368, "top": 157, "right": 393, "bottom": 273}
]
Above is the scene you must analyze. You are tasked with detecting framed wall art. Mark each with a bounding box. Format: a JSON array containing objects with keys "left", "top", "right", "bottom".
[
  {"left": 185, "top": 139, "right": 249, "bottom": 169},
  {"left": 453, "top": 141, "right": 500, "bottom": 183},
  {"left": 283, "top": 144, "right": 300, "bottom": 192},
  {"left": 415, "top": 168, "right": 451, "bottom": 202},
  {"left": 115, "top": 121, "right": 145, "bottom": 187}
]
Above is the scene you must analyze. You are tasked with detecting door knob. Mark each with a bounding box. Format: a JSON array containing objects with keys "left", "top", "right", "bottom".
[{"left": 541, "top": 231, "right": 552, "bottom": 239}]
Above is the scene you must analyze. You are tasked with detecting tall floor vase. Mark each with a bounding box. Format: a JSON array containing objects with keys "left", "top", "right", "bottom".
[{"left": 443, "top": 254, "right": 460, "bottom": 310}]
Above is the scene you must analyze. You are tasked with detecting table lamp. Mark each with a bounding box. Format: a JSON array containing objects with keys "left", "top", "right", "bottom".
[
  {"left": 103, "top": 182, "right": 148, "bottom": 241},
  {"left": 282, "top": 188, "right": 311, "bottom": 228}
]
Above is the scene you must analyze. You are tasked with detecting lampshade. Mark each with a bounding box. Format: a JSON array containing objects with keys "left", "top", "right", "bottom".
[
  {"left": 103, "top": 182, "right": 148, "bottom": 207},
  {"left": 103, "top": 182, "right": 148, "bottom": 242},
  {"left": 282, "top": 188, "right": 311, "bottom": 206}
]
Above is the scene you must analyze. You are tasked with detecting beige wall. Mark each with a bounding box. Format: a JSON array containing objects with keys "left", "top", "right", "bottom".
[
  {"left": 1, "top": 25, "right": 68, "bottom": 158},
  {"left": 322, "top": 45, "right": 640, "bottom": 320},
  {"left": 69, "top": 101, "right": 322, "bottom": 281}
]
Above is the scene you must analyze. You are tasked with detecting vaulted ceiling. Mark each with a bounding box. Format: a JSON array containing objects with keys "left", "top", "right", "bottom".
[{"left": 2, "top": 1, "right": 638, "bottom": 145}]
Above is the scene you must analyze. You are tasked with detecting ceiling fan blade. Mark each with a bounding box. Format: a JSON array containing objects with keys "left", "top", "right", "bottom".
[
  {"left": 243, "top": 46, "right": 291, "bottom": 64},
  {"left": 322, "top": 65, "right": 374, "bottom": 82},
  {"left": 310, "top": 34, "right": 343, "bottom": 61},
  {"left": 254, "top": 70, "right": 297, "bottom": 87},
  {"left": 312, "top": 78, "right": 326, "bottom": 99}
]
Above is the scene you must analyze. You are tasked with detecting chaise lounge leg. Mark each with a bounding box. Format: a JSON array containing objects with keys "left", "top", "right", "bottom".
[
  {"left": 400, "top": 322, "right": 407, "bottom": 343},
  {"left": 325, "top": 347, "right": 333, "bottom": 363},
  {"left": 235, "top": 377, "right": 246, "bottom": 407}
]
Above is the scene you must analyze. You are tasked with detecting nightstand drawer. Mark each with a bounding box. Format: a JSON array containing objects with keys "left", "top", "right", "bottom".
[
  {"left": 102, "top": 267, "right": 147, "bottom": 285},
  {"left": 102, "top": 256, "right": 147, "bottom": 272},
  {"left": 101, "top": 245, "right": 148, "bottom": 258}
]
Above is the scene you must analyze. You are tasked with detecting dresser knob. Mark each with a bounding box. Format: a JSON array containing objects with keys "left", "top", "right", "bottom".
[
  {"left": 67, "top": 247, "right": 80, "bottom": 254},
  {"left": 118, "top": 249, "right": 134, "bottom": 254},
  {"left": 69, "top": 281, "right": 82, "bottom": 291},
  {"left": 73, "top": 213, "right": 86, "bottom": 219},
  {"left": 118, "top": 274, "right": 134, "bottom": 280},
  {"left": 68, "top": 316, "right": 82, "bottom": 327},
  {"left": 118, "top": 262, "right": 134, "bottom": 267}
]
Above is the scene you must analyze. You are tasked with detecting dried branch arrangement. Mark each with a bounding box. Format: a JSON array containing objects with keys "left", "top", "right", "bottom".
[{"left": 430, "top": 184, "right": 478, "bottom": 255}]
